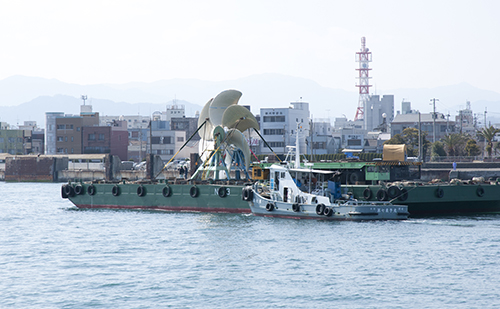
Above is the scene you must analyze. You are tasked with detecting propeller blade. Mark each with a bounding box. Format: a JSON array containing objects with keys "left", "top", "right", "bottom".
[
  {"left": 222, "top": 105, "right": 260, "bottom": 132},
  {"left": 198, "top": 98, "right": 214, "bottom": 140},
  {"left": 209, "top": 90, "right": 242, "bottom": 126},
  {"left": 225, "top": 128, "right": 251, "bottom": 169}
]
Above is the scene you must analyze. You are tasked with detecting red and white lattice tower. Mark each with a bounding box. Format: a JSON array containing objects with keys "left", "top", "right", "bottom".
[{"left": 354, "top": 37, "right": 372, "bottom": 121}]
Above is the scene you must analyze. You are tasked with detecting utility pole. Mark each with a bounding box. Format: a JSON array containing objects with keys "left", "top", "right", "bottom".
[
  {"left": 418, "top": 111, "right": 422, "bottom": 162},
  {"left": 430, "top": 98, "right": 439, "bottom": 143},
  {"left": 484, "top": 107, "right": 488, "bottom": 160}
]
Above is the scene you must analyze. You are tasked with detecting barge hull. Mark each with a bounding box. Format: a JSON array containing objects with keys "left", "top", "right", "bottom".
[
  {"left": 65, "top": 183, "right": 250, "bottom": 213},
  {"left": 344, "top": 183, "right": 500, "bottom": 216}
]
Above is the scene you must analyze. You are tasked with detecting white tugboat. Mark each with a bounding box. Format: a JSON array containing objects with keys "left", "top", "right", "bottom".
[
  {"left": 242, "top": 123, "right": 409, "bottom": 220},
  {"left": 243, "top": 163, "right": 408, "bottom": 220}
]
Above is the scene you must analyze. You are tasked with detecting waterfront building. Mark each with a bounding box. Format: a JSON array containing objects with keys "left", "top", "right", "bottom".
[
  {"left": 391, "top": 112, "right": 455, "bottom": 142},
  {"left": 364, "top": 95, "right": 394, "bottom": 132},
  {"left": 260, "top": 101, "right": 310, "bottom": 156}
]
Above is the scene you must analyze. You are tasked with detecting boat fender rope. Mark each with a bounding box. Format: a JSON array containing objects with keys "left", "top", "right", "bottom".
[
  {"left": 112, "top": 185, "right": 120, "bottom": 196},
  {"left": 292, "top": 203, "right": 300, "bottom": 212},
  {"left": 162, "top": 185, "right": 172, "bottom": 197}
]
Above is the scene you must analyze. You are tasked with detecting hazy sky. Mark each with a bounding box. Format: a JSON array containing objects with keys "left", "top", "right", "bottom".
[{"left": 1, "top": 0, "right": 499, "bottom": 93}]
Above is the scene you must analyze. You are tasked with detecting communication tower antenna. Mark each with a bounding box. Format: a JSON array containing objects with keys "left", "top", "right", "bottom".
[
  {"left": 354, "top": 37, "right": 372, "bottom": 121},
  {"left": 81, "top": 95, "right": 88, "bottom": 105}
]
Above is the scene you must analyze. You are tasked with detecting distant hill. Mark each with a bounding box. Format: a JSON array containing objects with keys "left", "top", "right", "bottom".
[{"left": 0, "top": 74, "right": 499, "bottom": 128}]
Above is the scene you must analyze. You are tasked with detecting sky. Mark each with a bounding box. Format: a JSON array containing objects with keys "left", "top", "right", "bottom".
[{"left": 1, "top": 0, "right": 499, "bottom": 94}]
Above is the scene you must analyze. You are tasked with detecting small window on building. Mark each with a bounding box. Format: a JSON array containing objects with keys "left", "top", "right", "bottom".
[
  {"left": 99, "top": 134, "right": 105, "bottom": 140},
  {"left": 88, "top": 134, "right": 96, "bottom": 140},
  {"left": 177, "top": 137, "right": 184, "bottom": 142}
]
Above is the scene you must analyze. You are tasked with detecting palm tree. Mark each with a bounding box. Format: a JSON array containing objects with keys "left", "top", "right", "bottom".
[
  {"left": 442, "top": 133, "right": 466, "bottom": 157},
  {"left": 478, "top": 125, "right": 500, "bottom": 158}
]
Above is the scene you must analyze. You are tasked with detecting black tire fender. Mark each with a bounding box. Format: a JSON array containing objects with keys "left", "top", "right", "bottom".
[
  {"left": 435, "top": 187, "right": 444, "bottom": 198},
  {"left": 316, "top": 203, "right": 325, "bottom": 215},
  {"left": 74, "top": 185, "right": 84, "bottom": 195},
  {"left": 363, "top": 188, "right": 372, "bottom": 200},
  {"left": 112, "top": 185, "right": 120, "bottom": 196},
  {"left": 190, "top": 186, "right": 199, "bottom": 198},
  {"left": 323, "top": 207, "right": 333, "bottom": 217},
  {"left": 218, "top": 186, "right": 227, "bottom": 198},
  {"left": 376, "top": 189, "right": 388, "bottom": 201},
  {"left": 266, "top": 203, "right": 274, "bottom": 211},
  {"left": 137, "top": 185, "right": 146, "bottom": 197},
  {"left": 398, "top": 188, "right": 409, "bottom": 201},
  {"left": 162, "top": 185, "right": 172, "bottom": 197},
  {"left": 387, "top": 186, "right": 400, "bottom": 199},
  {"left": 477, "top": 186, "right": 485, "bottom": 197},
  {"left": 87, "top": 184, "right": 96, "bottom": 196}
]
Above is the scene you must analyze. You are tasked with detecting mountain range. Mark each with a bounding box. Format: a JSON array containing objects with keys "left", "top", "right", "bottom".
[{"left": 0, "top": 74, "right": 499, "bottom": 128}]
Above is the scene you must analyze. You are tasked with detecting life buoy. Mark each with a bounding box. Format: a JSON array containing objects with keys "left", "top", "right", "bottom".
[
  {"left": 363, "top": 188, "right": 372, "bottom": 200},
  {"left": 323, "top": 207, "right": 333, "bottom": 217},
  {"left": 398, "top": 188, "right": 408, "bottom": 201},
  {"left": 376, "top": 189, "right": 388, "bottom": 201},
  {"left": 74, "top": 185, "right": 84, "bottom": 195},
  {"left": 316, "top": 203, "right": 325, "bottom": 215},
  {"left": 292, "top": 203, "right": 300, "bottom": 212},
  {"left": 162, "top": 185, "right": 171, "bottom": 197},
  {"left": 387, "top": 186, "right": 400, "bottom": 199},
  {"left": 137, "top": 185, "right": 146, "bottom": 197},
  {"left": 477, "top": 186, "right": 485, "bottom": 197},
  {"left": 218, "top": 186, "right": 227, "bottom": 198},
  {"left": 112, "top": 185, "right": 120, "bottom": 196},
  {"left": 266, "top": 203, "right": 274, "bottom": 211},
  {"left": 190, "top": 186, "right": 199, "bottom": 198},
  {"left": 87, "top": 184, "right": 96, "bottom": 196},
  {"left": 435, "top": 187, "right": 444, "bottom": 198}
]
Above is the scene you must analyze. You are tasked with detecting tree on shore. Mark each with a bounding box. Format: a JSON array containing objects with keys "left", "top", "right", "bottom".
[
  {"left": 442, "top": 133, "right": 467, "bottom": 157},
  {"left": 385, "top": 128, "right": 430, "bottom": 158},
  {"left": 478, "top": 125, "right": 500, "bottom": 157},
  {"left": 464, "top": 139, "right": 481, "bottom": 157}
]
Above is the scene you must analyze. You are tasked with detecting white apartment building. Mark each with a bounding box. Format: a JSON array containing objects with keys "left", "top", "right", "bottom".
[{"left": 260, "top": 101, "right": 310, "bottom": 156}]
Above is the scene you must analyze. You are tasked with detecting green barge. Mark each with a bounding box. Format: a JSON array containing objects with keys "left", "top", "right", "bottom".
[{"left": 62, "top": 180, "right": 250, "bottom": 213}]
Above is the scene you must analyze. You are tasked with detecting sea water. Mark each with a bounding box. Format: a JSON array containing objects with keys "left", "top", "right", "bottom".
[{"left": 1, "top": 182, "right": 500, "bottom": 308}]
